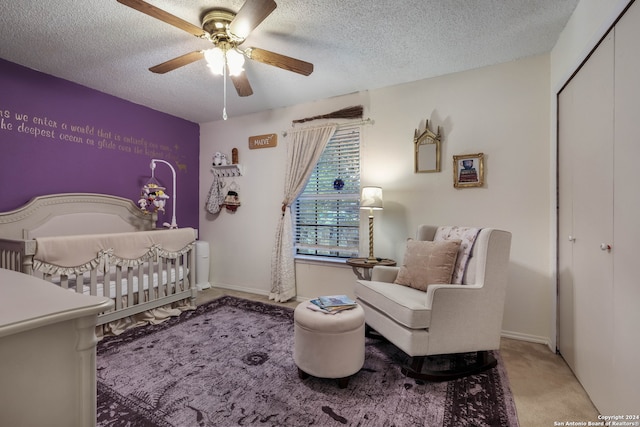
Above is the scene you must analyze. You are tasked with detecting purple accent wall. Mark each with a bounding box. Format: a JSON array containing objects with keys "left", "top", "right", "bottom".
[{"left": 0, "top": 58, "right": 199, "bottom": 229}]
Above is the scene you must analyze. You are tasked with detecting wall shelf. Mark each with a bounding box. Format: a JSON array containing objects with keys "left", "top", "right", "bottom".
[{"left": 211, "top": 164, "right": 242, "bottom": 177}]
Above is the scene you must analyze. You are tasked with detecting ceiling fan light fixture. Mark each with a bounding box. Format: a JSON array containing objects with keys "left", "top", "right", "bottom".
[
  {"left": 226, "top": 49, "right": 246, "bottom": 76},
  {"left": 204, "top": 48, "right": 225, "bottom": 75}
]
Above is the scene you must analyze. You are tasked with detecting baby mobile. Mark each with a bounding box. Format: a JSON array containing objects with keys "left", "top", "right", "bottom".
[
  {"left": 139, "top": 159, "right": 178, "bottom": 228},
  {"left": 139, "top": 181, "right": 169, "bottom": 213}
]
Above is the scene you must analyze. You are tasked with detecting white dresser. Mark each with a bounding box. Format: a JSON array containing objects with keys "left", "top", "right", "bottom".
[{"left": 0, "top": 268, "right": 113, "bottom": 427}]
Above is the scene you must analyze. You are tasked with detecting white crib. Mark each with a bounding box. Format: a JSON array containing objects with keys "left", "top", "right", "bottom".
[{"left": 0, "top": 193, "right": 199, "bottom": 329}]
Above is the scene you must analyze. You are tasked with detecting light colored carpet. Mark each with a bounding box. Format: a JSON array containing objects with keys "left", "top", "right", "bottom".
[
  {"left": 197, "top": 287, "right": 601, "bottom": 426},
  {"left": 500, "top": 338, "right": 599, "bottom": 426}
]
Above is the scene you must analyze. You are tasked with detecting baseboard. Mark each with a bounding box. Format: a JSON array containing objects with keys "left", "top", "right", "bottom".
[
  {"left": 501, "top": 330, "right": 550, "bottom": 348},
  {"left": 212, "top": 284, "right": 550, "bottom": 346},
  {"left": 212, "top": 283, "right": 555, "bottom": 352},
  {"left": 210, "top": 283, "right": 306, "bottom": 302},
  {"left": 211, "top": 282, "right": 269, "bottom": 296}
]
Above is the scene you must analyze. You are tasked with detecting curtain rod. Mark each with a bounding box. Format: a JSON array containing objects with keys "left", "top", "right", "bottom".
[{"left": 281, "top": 118, "right": 373, "bottom": 137}]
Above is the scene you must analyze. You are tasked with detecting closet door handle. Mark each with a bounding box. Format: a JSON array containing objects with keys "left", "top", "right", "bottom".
[
  {"left": 600, "top": 243, "right": 612, "bottom": 251},
  {"left": 568, "top": 235, "right": 575, "bottom": 242}
]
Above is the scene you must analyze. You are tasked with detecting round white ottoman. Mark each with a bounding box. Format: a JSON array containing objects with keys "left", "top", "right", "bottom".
[{"left": 293, "top": 301, "right": 365, "bottom": 388}]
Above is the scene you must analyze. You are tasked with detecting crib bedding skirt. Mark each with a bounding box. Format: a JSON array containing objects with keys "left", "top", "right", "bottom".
[{"left": 28, "top": 227, "right": 199, "bottom": 334}]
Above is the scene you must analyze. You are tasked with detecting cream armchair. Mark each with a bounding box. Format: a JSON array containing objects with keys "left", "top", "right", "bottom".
[{"left": 354, "top": 225, "right": 512, "bottom": 381}]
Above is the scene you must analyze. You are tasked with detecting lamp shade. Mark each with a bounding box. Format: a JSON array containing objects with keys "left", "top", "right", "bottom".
[
  {"left": 204, "top": 47, "right": 245, "bottom": 77},
  {"left": 204, "top": 48, "right": 225, "bottom": 75},
  {"left": 360, "top": 186, "right": 383, "bottom": 210},
  {"left": 226, "top": 49, "right": 245, "bottom": 76}
]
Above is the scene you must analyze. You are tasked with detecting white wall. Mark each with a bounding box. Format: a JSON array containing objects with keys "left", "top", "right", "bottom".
[
  {"left": 366, "top": 56, "right": 551, "bottom": 344},
  {"left": 199, "top": 92, "right": 369, "bottom": 296},
  {"left": 200, "top": 54, "right": 553, "bottom": 344}
]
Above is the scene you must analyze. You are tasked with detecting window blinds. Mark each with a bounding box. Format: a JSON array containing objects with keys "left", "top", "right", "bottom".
[{"left": 294, "top": 125, "right": 361, "bottom": 258}]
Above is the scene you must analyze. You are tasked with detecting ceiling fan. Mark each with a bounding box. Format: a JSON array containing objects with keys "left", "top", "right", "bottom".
[{"left": 117, "top": 0, "right": 314, "bottom": 117}]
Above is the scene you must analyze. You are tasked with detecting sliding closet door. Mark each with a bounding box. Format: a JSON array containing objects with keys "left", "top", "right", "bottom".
[
  {"left": 612, "top": 1, "right": 640, "bottom": 412},
  {"left": 557, "top": 34, "right": 614, "bottom": 413}
]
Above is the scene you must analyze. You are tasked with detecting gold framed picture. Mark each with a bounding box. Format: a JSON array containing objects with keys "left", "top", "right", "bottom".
[{"left": 453, "top": 153, "right": 484, "bottom": 188}]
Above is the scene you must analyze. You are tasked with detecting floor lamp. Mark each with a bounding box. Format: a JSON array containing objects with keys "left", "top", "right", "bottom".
[{"left": 360, "top": 186, "right": 383, "bottom": 263}]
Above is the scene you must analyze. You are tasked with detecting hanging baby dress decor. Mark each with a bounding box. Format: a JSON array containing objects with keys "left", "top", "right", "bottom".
[
  {"left": 207, "top": 152, "right": 228, "bottom": 214},
  {"left": 206, "top": 172, "right": 225, "bottom": 214},
  {"left": 222, "top": 181, "right": 241, "bottom": 212}
]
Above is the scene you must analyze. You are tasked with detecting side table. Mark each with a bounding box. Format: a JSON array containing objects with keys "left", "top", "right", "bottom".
[{"left": 346, "top": 257, "right": 396, "bottom": 280}]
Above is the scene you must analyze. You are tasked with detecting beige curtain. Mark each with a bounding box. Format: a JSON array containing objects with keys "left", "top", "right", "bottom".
[{"left": 270, "top": 124, "right": 337, "bottom": 302}]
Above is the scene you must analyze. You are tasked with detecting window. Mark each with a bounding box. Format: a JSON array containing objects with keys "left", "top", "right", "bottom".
[{"left": 294, "top": 125, "right": 361, "bottom": 258}]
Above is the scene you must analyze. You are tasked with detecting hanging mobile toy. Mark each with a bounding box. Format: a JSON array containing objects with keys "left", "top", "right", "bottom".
[{"left": 140, "top": 182, "right": 169, "bottom": 213}]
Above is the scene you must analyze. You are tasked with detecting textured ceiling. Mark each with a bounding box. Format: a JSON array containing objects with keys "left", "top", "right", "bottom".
[{"left": 0, "top": 0, "right": 579, "bottom": 123}]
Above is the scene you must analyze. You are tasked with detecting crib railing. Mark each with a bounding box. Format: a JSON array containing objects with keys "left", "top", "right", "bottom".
[
  {"left": 0, "top": 238, "right": 36, "bottom": 274},
  {"left": 30, "top": 244, "right": 197, "bottom": 325}
]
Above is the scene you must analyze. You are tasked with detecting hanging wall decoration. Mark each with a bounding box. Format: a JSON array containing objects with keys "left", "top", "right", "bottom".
[
  {"left": 414, "top": 119, "right": 443, "bottom": 173},
  {"left": 249, "top": 133, "right": 277, "bottom": 149},
  {"left": 222, "top": 181, "right": 241, "bottom": 212},
  {"left": 292, "top": 105, "right": 364, "bottom": 124},
  {"left": 453, "top": 153, "right": 484, "bottom": 188}
]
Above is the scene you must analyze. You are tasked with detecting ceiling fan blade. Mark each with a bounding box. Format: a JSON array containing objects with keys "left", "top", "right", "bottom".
[
  {"left": 230, "top": 72, "right": 254, "bottom": 97},
  {"left": 245, "top": 47, "right": 314, "bottom": 76},
  {"left": 117, "top": 0, "right": 205, "bottom": 37},
  {"left": 228, "top": 0, "right": 277, "bottom": 40},
  {"left": 149, "top": 51, "right": 204, "bottom": 74}
]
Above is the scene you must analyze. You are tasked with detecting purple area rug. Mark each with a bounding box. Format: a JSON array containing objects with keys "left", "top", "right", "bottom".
[{"left": 97, "top": 296, "right": 519, "bottom": 426}]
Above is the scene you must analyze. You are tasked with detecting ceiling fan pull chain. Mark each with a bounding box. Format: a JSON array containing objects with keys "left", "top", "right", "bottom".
[{"left": 222, "top": 55, "right": 228, "bottom": 121}]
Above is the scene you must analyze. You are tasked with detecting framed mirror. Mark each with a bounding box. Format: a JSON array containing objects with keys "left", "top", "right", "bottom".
[{"left": 414, "top": 120, "right": 442, "bottom": 173}]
